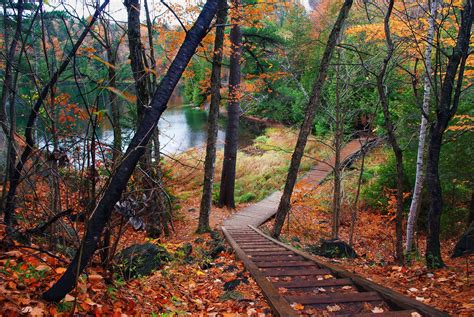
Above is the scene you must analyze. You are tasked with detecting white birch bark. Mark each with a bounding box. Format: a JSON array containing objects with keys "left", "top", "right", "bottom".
[{"left": 405, "top": 0, "right": 438, "bottom": 254}]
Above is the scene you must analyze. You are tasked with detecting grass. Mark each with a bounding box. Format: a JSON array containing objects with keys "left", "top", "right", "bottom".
[{"left": 164, "top": 126, "right": 328, "bottom": 207}]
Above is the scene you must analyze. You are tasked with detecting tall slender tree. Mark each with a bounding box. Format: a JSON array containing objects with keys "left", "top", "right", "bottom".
[
  {"left": 272, "top": 0, "right": 354, "bottom": 238},
  {"left": 425, "top": 0, "right": 473, "bottom": 268},
  {"left": 405, "top": 0, "right": 438, "bottom": 255},
  {"left": 376, "top": 0, "right": 404, "bottom": 265},
  {"left": 219, "top": 0, "right": 242, "bottom": 208},
  {"left": 198, "top": 0, "right": 228, "bottom": 233}
]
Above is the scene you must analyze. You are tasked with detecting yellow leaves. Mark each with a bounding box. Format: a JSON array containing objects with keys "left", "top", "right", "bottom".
[
  {"left": 447, "top": 114, "right": 474, "bottom": 132},
  {"left": 55, "top": 267, "right": 67, "bottom": 274},
  {"left": 347, "top": 23, "right": 385, "bottom": 41},
  {"left": 105, "top": 86, "right": 137, "bottom": 104}
]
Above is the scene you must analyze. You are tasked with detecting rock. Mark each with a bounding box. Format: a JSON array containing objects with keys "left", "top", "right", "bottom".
[
  {"left": 206, "top": 230, "right": 227, "bottom": 259},
  {"left": 291, "top": 236, "right": 301, "bottom": 243},
  {"left": 452, "top": 222, "right": 474, "bottom": 258},
  {"left": 194, "top": 237, "right": 204, "bottom": 244},
  {"left": 220, "top": 290, "right": 244, "bottom": 301},
  {"left": 223, "top": 279, "right": 241, "bottom": 291},
  {"left": 223, "top": 264, "right": 238, "bottom": 272},
  {"left": 306, "top": 239, "right": 357, "bottom": 259},
  {"left": 115, "top": 243, "right": 170, "bottom": 280}
]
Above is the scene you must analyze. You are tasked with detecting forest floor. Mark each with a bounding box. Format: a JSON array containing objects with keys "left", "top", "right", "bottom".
[{"left": 0, "top": 129, "right": 471, "bottom": 316}]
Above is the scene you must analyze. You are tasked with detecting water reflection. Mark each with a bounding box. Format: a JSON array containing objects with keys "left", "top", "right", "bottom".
[{"left": 99, "top": 104, "right": 264, "bottom": 155}]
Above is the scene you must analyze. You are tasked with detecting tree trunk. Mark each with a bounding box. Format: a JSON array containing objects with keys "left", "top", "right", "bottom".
[
  {"left": 219, "top": 0, "right": 242, "bottom": 209},
  {"left": 41, "top": 0, "right": 219, "bottom": 301},
  {"left": 0, "top": 0, "right": 23, "bottom": 135},
  {"left": 3, "top": 0, "right": 111, "bottom": 235},
  {"left": 332, "top": 54, "right": 343, "bottom": 240},
  {"left": 376, "top": 0, "right": 404, "bottom": 265},
  {"left": 272, "top": 0, "right": 354, "bottom": 238},
  {"left": 425, "top": 0, "right": 473, "bottom": 269},
  {"left": 349, "top": 139, "right": 368, "bottom": 246},
  {"left": 406, "top": 0, "right": 438, "bottom": 255},
  {"left": 103, "top": 23, "right": 122, "bottom": 161},
  {"left": 125, "top": 0, "right": 150, "bottom": 128},
  {"left": 469, "top": 190, "right": 474, "bottom": 225},
  {"left": 198, "top": 0, "right": 228, "bottom": 233}
]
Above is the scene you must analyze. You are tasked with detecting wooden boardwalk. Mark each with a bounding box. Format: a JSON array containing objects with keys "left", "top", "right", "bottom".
[{"left": 221, "top": 138, "right": 448, "bottom": 316}]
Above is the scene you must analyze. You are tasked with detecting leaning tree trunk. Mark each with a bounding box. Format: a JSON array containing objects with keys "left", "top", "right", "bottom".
[
  {"left": 405, "top": 0, "right": 438, "bottom": 255},
  {"left": 376, "top": 0, "right": 404, "bottom": 265},
  {"left": 272, "top": 0, "right": 354, "bottom": 238},
  {"left": 219, "top": 0, "right": 242, "bottom": 209},
  {"left": 3, "top": 0, "right": 111, "bottom": 235},
  {"left": 425, "top": 0, "right": 473, "bottom": 269},
  {"left": 41, "top": 0, "right": 219, "bottom": 301},
  {"left": 198, "top": 0, "right": 228, "bottom": 233}
]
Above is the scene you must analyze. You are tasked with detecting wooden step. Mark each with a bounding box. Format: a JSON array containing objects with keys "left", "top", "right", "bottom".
[
  {"left": 241, "top": 247, "right": 288, "bottom": 252},
  {"left": 256, "top": 261, "right": 316, "bottom": 268},
  {"left": 262, "top": 268, "right": 330, "bottom": 277},
  {"left": 250, "top": 255, "right": 306, "bottom": 262},
  {"left": 245, "top": 250, "right": 295, "bottom": 256},
  {"left": 274, "top": 278, "right": 352, "bottom": 289},
  {"left": 285, "top": 292, "right": 382, "bottom": 305}
]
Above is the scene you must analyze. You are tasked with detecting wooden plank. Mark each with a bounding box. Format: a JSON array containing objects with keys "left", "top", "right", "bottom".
[
  {"left": 336, "top": 311, "right": 418, "bottom": 317},
  {"left": 249, "top": 226, "right": 448, "bottom": 317},
  {"left": 238, "top": 242, "right": 277, "bottom": 245},
  {"left": 221, "top": 226, "right": 298, "bottom": 317},
  {"left": 256, "top": 261, "right": 316, "bottom": 268},
  {"left": 285, "top": 292, "right": 382, "bottom": 304},
  {"left": 262, "top": 268, "right": 330, "bottom": 277},
  {"left": 245, "top": 250, "right": 295, "bottom": 256},
  {"left": 240, "top": 247, "right": 288, "bottom": 252},
  {"left": 274, "top": 278, "right": 352, "bottom": 289},
  {"left": 251, "top": 255, "right": 306, "bottom": 262}
]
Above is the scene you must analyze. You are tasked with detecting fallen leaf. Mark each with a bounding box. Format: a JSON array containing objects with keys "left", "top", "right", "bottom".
[
  {"left": 291, "top": 302, "right": 304, "bottom": 310},
  {"left": 35, "top": 265, "right": 51, "bottom": 272},
  {"left": 372, "top": 306, "right": 384, "bottom": 313},
  {"left": 55, "top": 267, "right": 67, "bottom": 274},
  {"left": 327, "top": 304, "right": 341, "bottom": 312},
  {"left": 89, "top": 274, "right": 103, "bottom": 282},
  {"left": 64, "top": 294, "right": 76, "bottom": 302}
]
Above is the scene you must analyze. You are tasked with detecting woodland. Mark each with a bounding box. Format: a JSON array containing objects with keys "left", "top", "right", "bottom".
[{"left": 0, "top": 0, "right": 473, "bottom": 315}]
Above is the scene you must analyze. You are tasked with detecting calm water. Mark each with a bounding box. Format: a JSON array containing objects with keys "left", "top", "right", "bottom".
[
  {"left": 98, "top": 93, "right": 266, "bottom": 155},
  {"left": 16, "top": 86, "right": 266, "bottom": 156}
]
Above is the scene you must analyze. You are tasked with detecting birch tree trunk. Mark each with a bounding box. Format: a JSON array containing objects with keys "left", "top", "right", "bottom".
[{"left": 405, "top": 0, "right": 438, "bottom": 255}]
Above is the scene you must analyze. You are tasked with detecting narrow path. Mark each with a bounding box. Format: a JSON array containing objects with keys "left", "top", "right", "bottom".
[{"left": 221, "top": 138, "right": 448, "bottom": 316}]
